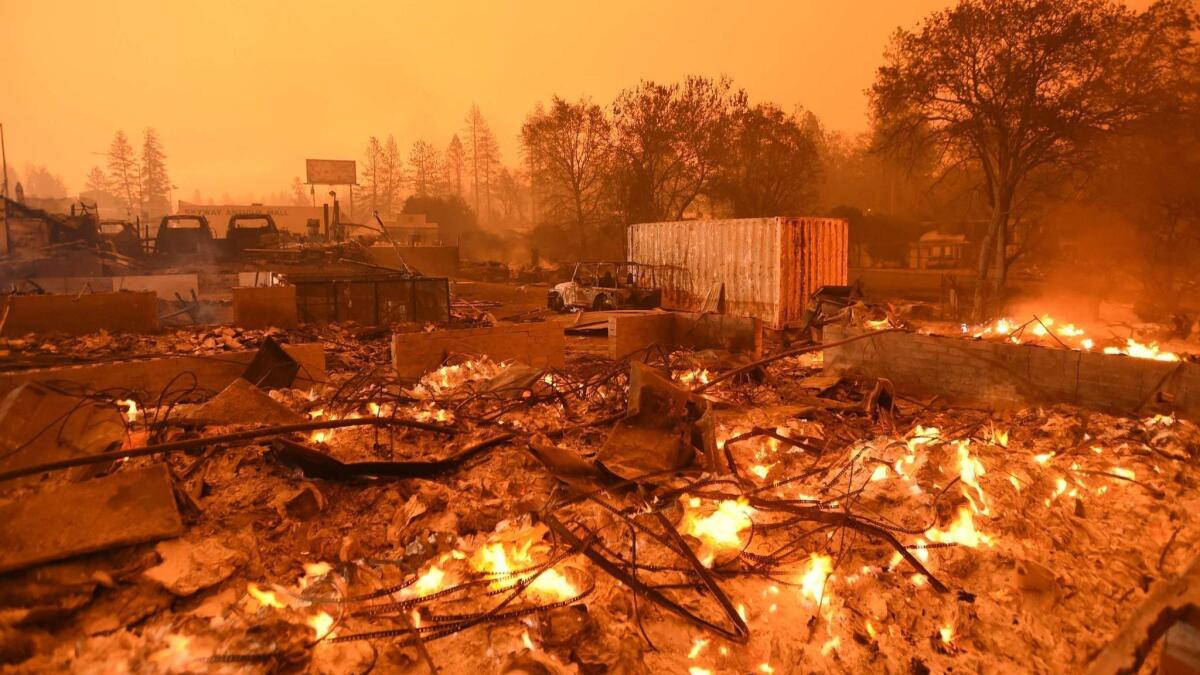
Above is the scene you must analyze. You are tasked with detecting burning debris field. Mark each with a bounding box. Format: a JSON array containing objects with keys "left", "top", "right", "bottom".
[
  {"left": 7, "top": 0, "right": 1200, "bottom": 671},
  {"left": 1, "top": 310, "right": 1198, "bottom": 674}
]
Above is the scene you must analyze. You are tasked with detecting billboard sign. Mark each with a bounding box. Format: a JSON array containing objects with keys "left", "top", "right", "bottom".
[{"left": 305, "top": 159, "right": 357, "bottom": 185}]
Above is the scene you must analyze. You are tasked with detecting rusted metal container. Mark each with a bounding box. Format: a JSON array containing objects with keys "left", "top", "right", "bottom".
[{"left": 627, "top": 217, "right": 848, "bottom": 329}]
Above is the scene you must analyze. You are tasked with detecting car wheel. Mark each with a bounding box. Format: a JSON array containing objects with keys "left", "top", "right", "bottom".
[
  {"left": 548, "top": 292, "right": 566, "bottom": 312},
  {"left": 593, "top": 294, "right": 614, "bottom": 311}
]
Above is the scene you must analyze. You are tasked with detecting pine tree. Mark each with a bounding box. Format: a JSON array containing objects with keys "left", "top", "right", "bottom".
[
  {"left": 445, "top": 135, "right": 466, "bottom": 197},
  {"left": 140, "top": 128, "right": 171, "bottom": 214},
  {"left": 463, "top": 106, "right": 495, "bottom": 220},
  {"left": 106, "top": 130, "right": 140, "bottom": 215},
  {"left": 408, "top": 140, "right": 442, "bottom": 197},
  {"left": 84, "top": 166, "right": 108, "bottom": 193},
  {"left": 380, "top": 135, "right": 403, "bottom": 217},
  {"left": 356, "top": 136, "right": 384, "bottom": 214},
  {"left": 291, "top": 177, "right": 309, "bottom": 206}
]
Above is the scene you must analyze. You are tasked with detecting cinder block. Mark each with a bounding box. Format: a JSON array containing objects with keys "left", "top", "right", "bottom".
[
  {"left": 233, "top": 285, "right": 298, "bottom": 329},
  {"left": 392, "top": 322, "right": 566, "bottom": 378}
]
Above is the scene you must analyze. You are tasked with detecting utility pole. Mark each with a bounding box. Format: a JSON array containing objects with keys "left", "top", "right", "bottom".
[{"left": 1, "top": 123, "right": 9, "bottom": 200}]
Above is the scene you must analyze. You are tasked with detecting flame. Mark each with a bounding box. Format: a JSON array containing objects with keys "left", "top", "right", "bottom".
[
  {"left": 864, "top": 318, "right": 890, "bottom": 330},
  {"left": 940, "top": 624, "right": 955, "bottom": 644},
  {"left": 865, "top": 620, "right": 877, "bottom": 639},
  {"left": 955, "top": 440, "right": 990, "bottom": 515},
  {"left": 415, "top": 359, "right": 509, "bottom": 397},
  {"left": 119, "top": 399, "right": 139, "bottom": 424},
  {"left": 470, "top": 534, "right": 577, "bottom": 601},
  {"left": 759, "top": 664, "right": 776, "bottom": 674},
  {"left": 926, "top": 507, "right": 994, "bottom": 548},
  {"left": 820, "top": 635, "right": 841, "bottom": 656},
  {"left": 247, "top": 583, "right": 285, "bottom": 609},
  {"left": 799, "top": 553, "right": 834, "bottom": 606},
  {"left": 311, "top": 430, "right": 331, "bottom": 443},
  {"left": 307, "top": 408, "right": 324, "bottom": 419},
  {"left": 521, "top": 630, "right": 534, "bottom": 650},
  {"left": 149, "top": 634, "right": 193, "bottom": 670},
  {"left": 1105, "top": 339, "right": 1179, "bottom": 362},
  {"left": 407, "top": 563, "right": 448, "bottom": 597},
  {"left": 688, "top": 638, "right": 709, "bottom": 659},
  {"left": 870, "top": 464, "right": 889, "bottom": 482},
  {"left": 1110, "top": 466, "right": 1135, "bottom": 480},
  {"left": 1033, "top": 452, "right": 1055, "bottom": 465},
  {"left": 689, "top": 669, "right": 713, "bottom": 675},
  {"left": 680, "top": 497, "right": 755, "bottom": 565},
  {"left": 749, "top": 464, "right": 773, "bottom": 480},
  {"left": 676, "top": 368, "right": 712, "bottom": 385},
  {"left": 308, "top": 611, "right": 335, "bottom": 640}
]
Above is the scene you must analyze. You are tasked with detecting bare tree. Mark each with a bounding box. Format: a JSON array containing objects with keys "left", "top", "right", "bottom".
[
  {"left": 610, "top": 76, "right": 745, "bottom": 222},
  {"left": 522, "top": 96, "right": 612, "bottom": 255},
  {"left": 871, "top": 0, "right": 1198, "bottom": 319}
]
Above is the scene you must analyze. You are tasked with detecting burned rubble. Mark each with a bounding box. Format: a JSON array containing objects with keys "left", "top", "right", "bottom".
[{"left": 0, "top": 291, "right": 1197, "bottom": 673}]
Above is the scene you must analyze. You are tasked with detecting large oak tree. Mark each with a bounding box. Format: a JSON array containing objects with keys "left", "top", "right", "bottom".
[{"left": 871, "top": 0, "right": 1197, "bottom": 318}]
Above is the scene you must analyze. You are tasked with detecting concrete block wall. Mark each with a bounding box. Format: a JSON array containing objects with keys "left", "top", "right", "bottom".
[
  {"left": 232, "top": 285, "right": 298, "bottom": 329},
  {"left": 392, "top": 321, "right": 566, "bottom": 378},
  {"left": 0, "top": 291, "right": 160, "bottom": 336},
  {"left": 608, "top": 311, "right": 762, "bottom": 360},
  {"left": 824, "top": 326, "right": 1200, "bottom": 420}
]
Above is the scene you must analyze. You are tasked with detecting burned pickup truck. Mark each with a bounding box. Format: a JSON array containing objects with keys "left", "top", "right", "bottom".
[{"left": 548, "top": 261, "right": 663, "bottom": 311}]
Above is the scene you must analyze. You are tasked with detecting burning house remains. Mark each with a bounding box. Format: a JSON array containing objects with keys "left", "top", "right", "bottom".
[{"left": 4, "top": 0, "right": 1200, "bottom": 672}]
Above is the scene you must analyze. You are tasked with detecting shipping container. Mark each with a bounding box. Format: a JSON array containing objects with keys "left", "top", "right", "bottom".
[{"left": 627, "top": 217, "right": 848, "bottom": 329}]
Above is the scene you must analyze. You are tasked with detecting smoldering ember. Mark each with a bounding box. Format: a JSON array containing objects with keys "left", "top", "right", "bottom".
[{"left": 3, "top": 3, "right": 1200, "bottom": 675}]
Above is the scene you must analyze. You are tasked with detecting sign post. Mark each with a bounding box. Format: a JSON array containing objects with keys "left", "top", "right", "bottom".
[{"left": 304, "top": 159, "right": 357, "bottom": 228}]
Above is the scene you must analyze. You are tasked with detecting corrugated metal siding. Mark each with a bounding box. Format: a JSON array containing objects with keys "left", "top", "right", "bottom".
[{"left": 628, "top": 217, "right": 848, "bottom": 329}]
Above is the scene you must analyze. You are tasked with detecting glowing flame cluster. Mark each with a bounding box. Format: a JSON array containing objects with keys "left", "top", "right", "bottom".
[
  {"left": 413, "top": 359, "right": 509, "bottom": 398},
  {"left": 680, "top": 496, "right": 755, "bottom": 566},
  {"left": 469, "top": 529, "right": 578, "bottom": 601},
  {"left": 675, "top": 368, "right": 712, "bottom": 385},
  {"left": 966, "top": 315, "right": 1179, "bottom": 361}
]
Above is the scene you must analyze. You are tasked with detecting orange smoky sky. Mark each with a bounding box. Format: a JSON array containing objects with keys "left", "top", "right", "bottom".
[{"left": 0, "top": 0, "right": 956, "bottom": 201}]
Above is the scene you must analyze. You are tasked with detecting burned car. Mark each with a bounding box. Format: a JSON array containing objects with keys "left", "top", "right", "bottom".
[
  {"left": 548, "top": 261, "right": 662, "bottom": 311},
  {"left": 154, "top": 215, "right": 217, "bottom": 259},
  {"left": 226, "top": 213, "right": 281, "bottom": 256},
  {"left": 97, "top": 220, "right": 144, "bottom": 259}
]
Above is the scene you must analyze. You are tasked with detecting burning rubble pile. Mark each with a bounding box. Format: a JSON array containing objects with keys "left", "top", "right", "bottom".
[{"left": 0, "top": 322, "right": 1198, "bottom": 674}]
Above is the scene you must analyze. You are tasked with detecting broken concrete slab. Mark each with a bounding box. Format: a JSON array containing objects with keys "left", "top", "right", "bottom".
[
  {"left": 0, "top": 342, "right": 326, "bottom": 400},
  {"left": 232, "top": 285, "right": 298, "bottom": 329},
  {"left": 0, "top": 291, "right": 159, "bottom": 337},
  {"left": 391, "top": 321, "right": 565, "bottom": 378},
  {"left": 187, "top": 377, "right": 305, "bottom": 426},
  {"left": 0, "top": 465, "right": 184, "bottom": 574},
  {"left": 608, "top": 311, "right": 762, "bottom": 361},
  {"left": 0, "top": 382, "right": 125, "bottom": 486},
  {"left": 143, "top": 536, "right": 245, "bottom": 596}
]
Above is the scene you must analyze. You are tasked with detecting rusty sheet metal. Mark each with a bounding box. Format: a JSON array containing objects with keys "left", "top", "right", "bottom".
[{"left": 628, "top": 217, "right": 847, "bottom": 329}]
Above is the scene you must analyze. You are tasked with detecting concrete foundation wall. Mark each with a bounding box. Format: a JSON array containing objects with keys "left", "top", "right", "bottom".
[
  {"left": 0, "top": 343, "right": 325, "bottom": 399},
  {"left": 0, "top": 291, "right": 160, "bottom": 336},
  {"left": 232, "top": 285, "right": 298, "bottom": 329},
  {"left": 30, "top": 274, "right": 199, "bottom": 301},
  {"left": 608, "top": 311, "right": 763, "bottom": 360},
  {"left": 392, "top": 321, "right": 565, "bottom": 378},
  {"left": 823, "top": 326, "right": 1200, "bottom": 420}
]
